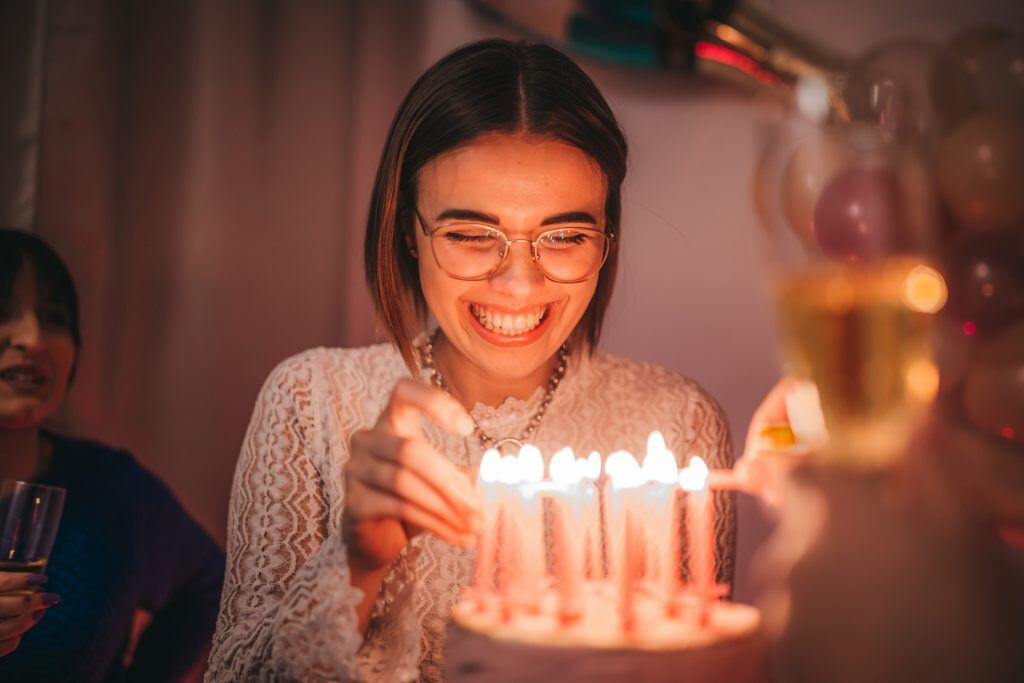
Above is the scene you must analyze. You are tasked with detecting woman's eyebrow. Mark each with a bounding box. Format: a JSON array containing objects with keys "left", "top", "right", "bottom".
[
  {"left": 541, "top": 211, "right": 598, "bottom": 226},
  {"left": 435, "top": 209, "right": 500, "bottom": 224}
]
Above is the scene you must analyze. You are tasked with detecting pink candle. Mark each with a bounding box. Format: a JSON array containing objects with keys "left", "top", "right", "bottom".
[
  {"left": 474, "top": 450, "right": 502, "bottom": 610},
  {"left": 679, "top": 456, "right": 715, "bottom": 627},
  {"left": 549, "top": 448, "right": 585, "bottom": 623},
  {"left": 605, "top": 450, "right": 645, "bottom": 633}
]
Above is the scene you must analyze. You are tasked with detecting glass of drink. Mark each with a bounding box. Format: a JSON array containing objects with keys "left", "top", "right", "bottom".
[
  {"left": 0, "top": 480, "right": 66, "bottom": 574},
  {"left": 755, "top": 100, "right": 947, "bottom": 469}
]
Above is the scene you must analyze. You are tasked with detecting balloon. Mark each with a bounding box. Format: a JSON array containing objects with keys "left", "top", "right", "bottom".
[
  {"left": 812, "top": 165, "right": 902, "bottom": 260},
  {"left": 844, "top": 39, "right": 942, "bottom": 139},
  {"left": 940, "top": 231, "right": 1024, "bottom": 332},
  {"left": 937, "top": 107, "right": 1024, "bottom": 233},
  {"left": 963, "top": 320, "right": 1024, "bottom": 444},
  {"left": 931, "top": 26, "right": 1012, "bottom": 132},
  {"left": 780, "top": 130, "right": 853, "bottom": 244},
  {"left": 933, "top": 313, "right": 977, "bottom": 396},
  {"left": 973, "top": 37, "right": 1024, "bottom": 111}
]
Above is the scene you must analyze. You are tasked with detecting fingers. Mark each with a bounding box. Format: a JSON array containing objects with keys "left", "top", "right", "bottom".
[
  {"left": 0, "top": 572, "right": 47, "bottom": 593},
  {"left": 0, "top": 609, "right": 45, "bottom": 639},
  {"left": 351, "top": 429, "right": 481, "bottom": 520},
  {"left": 0, "top": 592, "right": 60, "bottom": 617},
  {"left": 741, "top": 377, "right": 797, "bottom": 463},
  {"left": 377, "top": 378, "right": 474, "bottom": 439},
  {"left": 349, "top": 448, "right": 479, "bottom": 535},
  {"left": 347, "top": 479, "right": 474, "bottom": 547}
]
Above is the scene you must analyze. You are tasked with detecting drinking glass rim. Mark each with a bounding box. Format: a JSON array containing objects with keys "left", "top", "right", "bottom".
[{"left": 0, "top": 479, "right": 67, "bottom": 495}]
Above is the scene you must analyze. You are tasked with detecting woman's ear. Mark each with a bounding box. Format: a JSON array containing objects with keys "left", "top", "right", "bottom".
[{"left": 405, "top": 232, "right": 418, "bottom": 259}]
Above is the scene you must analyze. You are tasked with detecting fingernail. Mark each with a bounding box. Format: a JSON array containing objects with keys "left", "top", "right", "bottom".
[
  {"left": 25, "top": 575, "right": 48, "bottom": 586},
  {"left": 457, "top": 414, "right": 475, "bottom": 436},
  {"left": 41, "top": 594, "right": 60, "bottom": 606}
]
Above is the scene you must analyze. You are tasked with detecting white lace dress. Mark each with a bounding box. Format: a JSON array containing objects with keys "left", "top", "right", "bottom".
[{"left": 206, "top": 343, "right": 735, "bottom": 682}]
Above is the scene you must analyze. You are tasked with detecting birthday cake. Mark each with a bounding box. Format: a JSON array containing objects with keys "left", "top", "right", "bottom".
[{"left": 444, "top": 435, "right": 770, "bottom": 682}]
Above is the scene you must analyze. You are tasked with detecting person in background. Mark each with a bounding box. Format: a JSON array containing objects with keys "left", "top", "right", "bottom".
[{"left": 0, "top": 228, "right": 224, "bottom": 682}]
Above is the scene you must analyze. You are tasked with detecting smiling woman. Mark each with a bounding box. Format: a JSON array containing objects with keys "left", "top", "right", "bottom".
[
  {"left": 0, "top": 229, "right": 224, "bottom": 682},
  {"left": 208, "top": 39, "right": 736, "bottom": 682}
]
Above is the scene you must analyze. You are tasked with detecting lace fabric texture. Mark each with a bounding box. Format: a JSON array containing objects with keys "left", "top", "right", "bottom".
[{"left": 206, "top": 344, "right": 736, "bottom": 682}]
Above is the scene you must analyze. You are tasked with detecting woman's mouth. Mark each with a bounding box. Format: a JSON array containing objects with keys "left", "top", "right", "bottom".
[
  {"left": 465, "top": 302, "right": 555, "bottom": 347},
  {"left": 0, "top": 364, "right": 50, "bottom": 393}
]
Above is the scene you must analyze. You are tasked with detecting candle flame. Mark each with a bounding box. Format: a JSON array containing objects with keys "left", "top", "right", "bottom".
[
  {"left": 581, "top": 451, "right": 602, "bottom": 480},
  {"left": 550, "top": 447, "right": 583, "bottom": 484},
  {"left": 678, "top": 456, "right": 709, "bottom": 492},
  {"left": 606, "top": 450, "right": 645, "bottom": 489},
  {"left": 498, "top": 454, "right": 522, "bottom": 485},
  {"left": 479, "top": 448, "right": 502, "bottom": 483},
  {"left": 641, "top": 431, "right": 678, "bottom": 484},
  {"left": 516, "top": 444, "right": 545, "bottom": 483}
]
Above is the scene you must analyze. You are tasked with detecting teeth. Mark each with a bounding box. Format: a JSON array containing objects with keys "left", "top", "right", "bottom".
[
  {"left": 470, "top": 305, "right": 547, "bottom": 336},
  {"left": 0, "top": 370, "right": 44, "bottom": 384}
]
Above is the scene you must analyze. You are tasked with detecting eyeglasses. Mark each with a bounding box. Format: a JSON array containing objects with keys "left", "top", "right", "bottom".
[{"left": 415, "top": 209, "right": 615, "bottom": 284}]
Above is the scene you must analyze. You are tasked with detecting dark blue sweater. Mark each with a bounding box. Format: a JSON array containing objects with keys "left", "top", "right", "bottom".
[{"left": 0, "top": 431, "right": 224, "bottom": 682}]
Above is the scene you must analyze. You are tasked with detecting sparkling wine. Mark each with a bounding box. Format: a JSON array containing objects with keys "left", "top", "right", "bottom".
[{"left": 776, "top": 258, "right": 944, "bottom": 467}]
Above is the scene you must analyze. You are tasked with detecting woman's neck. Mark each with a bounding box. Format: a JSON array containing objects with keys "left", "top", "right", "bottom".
[
  {"left": 433, "top": 334, "right": 557, "bottom": 410},
  {"left": 0, "top": 427, "right": 49, "bottom": 482}
]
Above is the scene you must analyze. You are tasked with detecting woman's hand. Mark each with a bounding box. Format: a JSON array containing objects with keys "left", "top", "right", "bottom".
[
  {"left": 0, "top": 572, "right": 60, "bottom": 657},
  {"left": 736, "top": 377, "right": 825, "bottom": 502},
  {"left": 343, "top": 378, "right": 483, "bottom": 573}
]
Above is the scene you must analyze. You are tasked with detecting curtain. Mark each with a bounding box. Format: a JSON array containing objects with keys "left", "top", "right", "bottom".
[{"left": 27, "top": 0, "right": 425, "bottom": 542}]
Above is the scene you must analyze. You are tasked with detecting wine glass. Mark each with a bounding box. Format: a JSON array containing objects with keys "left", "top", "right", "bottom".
[
  {"left": 0, "top": 480, "right": 66, "bottom": 575},
  {"left": 755, "top": 92, "right": 947, "bottom": 469}
]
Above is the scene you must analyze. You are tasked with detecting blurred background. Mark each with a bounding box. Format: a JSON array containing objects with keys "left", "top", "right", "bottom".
[{"left": 2, "top": 0, "right": 1022, "bottom": 604}]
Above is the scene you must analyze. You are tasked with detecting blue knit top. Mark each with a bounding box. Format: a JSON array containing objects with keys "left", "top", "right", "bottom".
[{"left": 0, "top": 431, "right": 224, "bottom": 682}]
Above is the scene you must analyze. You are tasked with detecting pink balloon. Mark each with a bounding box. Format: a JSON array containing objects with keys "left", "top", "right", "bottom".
[
  {"left": 780, "top": 132, "right": 853, "bottom": 244},
  {"left": 931, "top": 26, "right": 1013, "bottom": 132},
  {"left": 963, "top": 319, "right": 1024, "bottom": 444},
  {"left": 845, "top": 39, "right": 942, "bottom": 138},
  {"left": 940, "top": 231, "right": 1024, "bottom": 333},
  {"left": 812, "top": 166, "right": 902, "bottom": 260},
  {"left": 937, "top": 107, "right": 1024, "bottom": 233}
]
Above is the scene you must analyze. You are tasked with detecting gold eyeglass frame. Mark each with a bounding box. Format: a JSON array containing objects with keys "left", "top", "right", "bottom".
[{"left": 414, "top": 209, "right": 615, "bottom": 284}]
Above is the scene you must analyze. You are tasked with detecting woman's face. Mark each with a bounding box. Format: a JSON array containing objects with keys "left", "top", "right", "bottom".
[
  {"left": 0, "top": 262, "right": 76, "bottom": 430},
  {"left": 415, "top": 132, "right": 607, "bottom": 383}
]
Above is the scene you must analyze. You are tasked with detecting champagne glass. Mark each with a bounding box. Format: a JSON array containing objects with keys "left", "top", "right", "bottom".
[
  {"left": 0, "top": 480, "right": 66, "bottom": 574},
  {"left": 755, "top": 90, "right": 947, "bottom": 469}
]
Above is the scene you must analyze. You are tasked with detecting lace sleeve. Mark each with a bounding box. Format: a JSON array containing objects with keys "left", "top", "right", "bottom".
[
  {"left": 206, "top": 350, "right": 365, "bottom": 681},
  {"left": 678, "top": 383, "right": 737, "bottom": 592}
]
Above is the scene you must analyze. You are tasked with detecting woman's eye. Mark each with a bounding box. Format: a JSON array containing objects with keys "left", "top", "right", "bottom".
[
  {"left": 544, "top": 230, "right": 589, "bottom": 246},
  {"left": 443, "top": 231, "right": 497, "bottom": 244}
]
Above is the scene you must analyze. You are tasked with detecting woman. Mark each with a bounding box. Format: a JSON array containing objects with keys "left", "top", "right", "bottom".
[
  {"left": 0, "top": 228, "right": 224, "bottom": 681},
  {"left": 208, "top": 39, "right": 735, "bottom": 682}
]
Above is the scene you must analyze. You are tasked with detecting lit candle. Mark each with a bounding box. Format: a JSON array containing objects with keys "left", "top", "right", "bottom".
[
  {"left": 679, "top": 455, "right": 714, "bottom": 627},
  {"left": 640, "top": 431, "right": 681, "bottom": 614},
  {"left": 549, "top": 447, "right": 585, "bottom": 623},
  {"left": 606, "top": 450, "right": 645, "bottom": 633},
  {"left": 496, "top": 454, "right": 523, "bottom": 622},
  {"left": 473, "top": 448, "right": 502, "bottom": 610},
  {"left": 580, "top": 451, "right": 602, "bottom": 580},
  {"left": 514, "top": 445, "right": 545, "bottom": 614}
]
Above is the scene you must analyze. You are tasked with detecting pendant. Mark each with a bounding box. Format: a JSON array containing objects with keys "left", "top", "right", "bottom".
[{"left": 491, "top": 437, "right": 524, "bottom": 455}]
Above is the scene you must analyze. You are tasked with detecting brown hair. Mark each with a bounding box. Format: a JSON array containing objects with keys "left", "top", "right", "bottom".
[{"left": 364, "top": 39, "right": 628, "bottom": 373}]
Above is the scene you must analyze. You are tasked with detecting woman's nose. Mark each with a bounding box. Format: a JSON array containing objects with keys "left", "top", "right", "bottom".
[
  {"left": 4, "top": 311, "right": 44, "bottom": 351},
  {"left": 490, "top": 241, "right": 545, "bottom": 297}
]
